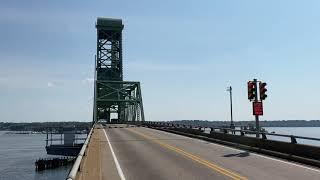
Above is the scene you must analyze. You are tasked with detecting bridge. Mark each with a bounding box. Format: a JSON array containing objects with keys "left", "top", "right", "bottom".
[{"left": 66, "top": 17, "right": 320, "bottom": 180}]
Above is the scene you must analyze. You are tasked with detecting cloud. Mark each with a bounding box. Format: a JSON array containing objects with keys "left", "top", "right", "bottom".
[
  {"left": 0, "top": 7, "right": 92, "bottom": 34},
  {"left": 126, "top": 61, "right": 203, "bottom": 72},
  {"left": 82, "top": 78, "right": 94, "bottom": 85},
  {"left": 0, "top": 54, "right": 94, "bottom": 89},
  {"left": 0, "top": 77, "right": 8, "bottom": 83},
  {"left": 47, "top": 82, "right": 55, "bottom": 88}
]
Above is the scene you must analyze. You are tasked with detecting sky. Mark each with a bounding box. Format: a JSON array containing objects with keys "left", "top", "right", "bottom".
[{"left": 1, "top": 0, "right": 320, "bottom": 122}]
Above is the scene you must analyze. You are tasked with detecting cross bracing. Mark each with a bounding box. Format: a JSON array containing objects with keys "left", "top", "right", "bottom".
[{"left": 93, "top": 17, "right": 145, "bottom": 123}]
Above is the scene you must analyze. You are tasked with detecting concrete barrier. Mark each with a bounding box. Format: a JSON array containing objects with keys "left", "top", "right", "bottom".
[
  {"left": 207, "top": 130, "right": 320, "bottom": 160},
  {"left": 150, "top": 127, "right": 320, "bottom": 167}
]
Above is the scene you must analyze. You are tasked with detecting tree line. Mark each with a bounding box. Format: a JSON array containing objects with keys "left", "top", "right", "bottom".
[{"left": 0, "top": 122, "right": 91, "bottom": 132}]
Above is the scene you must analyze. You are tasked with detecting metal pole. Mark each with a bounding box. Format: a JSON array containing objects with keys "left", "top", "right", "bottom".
[
  {"left": 93, "top": 55, "right": 98, "bottom": 124},
  {"left": 254, "top": 79, "right": 260, "bottom": 138},
  {"left": 50, "top": 128, "right": 53, "bottom": 145},
  {"left": 46, "top": 128, "right": 48, "bottom": 147},
  {"left": 138, "top": 82, "right": 145, "bottom": 122},
  {"left": 60, "top": 127, "right": 62, "bottom": 145},
  {"left": 227, "top": 86, "right": 234, "bottom": 128}
]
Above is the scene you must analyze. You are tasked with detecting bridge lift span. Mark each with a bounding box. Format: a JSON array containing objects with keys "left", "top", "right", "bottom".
[{"left": 93, "top": 17, "right": 144, "bottom": 124}]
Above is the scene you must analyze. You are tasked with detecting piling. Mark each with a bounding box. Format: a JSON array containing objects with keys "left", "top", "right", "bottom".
[{"left": 35, "top": 157, "right": 75, "bottom": 171}]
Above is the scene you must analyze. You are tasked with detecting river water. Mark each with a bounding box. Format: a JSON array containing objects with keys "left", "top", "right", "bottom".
[
  {"left": 0, "top": 131, "right": 71, "bottom": 180},
  {"left": 264, "top": 127, "right": 320, "bottom": 146},
  {"left": 0, "top": 127, "right": 320, "bottom": 180}
]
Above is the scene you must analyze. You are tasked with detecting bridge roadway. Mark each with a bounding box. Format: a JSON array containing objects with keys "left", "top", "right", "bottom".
[{"left": 76, "top": 124, "right": 320, "bottom": 180}]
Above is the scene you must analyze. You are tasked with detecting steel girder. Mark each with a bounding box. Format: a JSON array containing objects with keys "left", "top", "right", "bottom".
[
  {"left": 93, "top": 17, "right": 145, "bottom": 124},
  {"left": 96, "top": 81, "right": 145, "bottom": 123}
]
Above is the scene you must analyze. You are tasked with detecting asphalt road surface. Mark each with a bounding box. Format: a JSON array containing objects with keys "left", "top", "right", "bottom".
[{"left": 92, "top": 125, "right": 320, "bottom": 180}]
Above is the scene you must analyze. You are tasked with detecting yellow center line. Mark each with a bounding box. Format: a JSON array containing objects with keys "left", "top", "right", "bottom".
[{"left": 127, "top": 128, "right": 248, "bottom": 180}]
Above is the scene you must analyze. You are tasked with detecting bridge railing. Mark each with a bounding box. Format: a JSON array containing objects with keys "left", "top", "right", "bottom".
[
  {"left": 209, "top": 127, "right": 320, "bottom": 145},
  {"left": 142, "top": 121, "right": 320, "bottom": 146},
  {"left": 66, "top": 124, "right": 95, "bottom": 180}
]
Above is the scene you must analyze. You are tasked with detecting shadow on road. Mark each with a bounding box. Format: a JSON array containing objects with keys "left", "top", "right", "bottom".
[{"left": 223, "top": 152, "right": 250, "bottom": 158}]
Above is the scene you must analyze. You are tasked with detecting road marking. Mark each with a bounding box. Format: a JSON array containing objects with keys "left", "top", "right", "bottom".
[
  {"left": 188, "top": 134, "right": 320, "bottom": 173},
  {"left": 99, "top": 135, "right": 102, "bottom": 180},
  {"left": 103, "top": 129, "right": 126, "bottom": 180},
  {"left": 250, "top": 151, "right": 320, "bottom": 173},
  {"left": 128, "top": 128, "right": 247, "bottom": 180},
  {"left": 149, "top": 128, "right": 320, "bottom": 173}
]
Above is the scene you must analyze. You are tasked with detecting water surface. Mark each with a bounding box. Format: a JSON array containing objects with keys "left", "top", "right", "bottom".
[
  {"left": 0, "top": 131, "right": 71, "bottom": 180},
  {"left": 264, "top": 127, "right": 320, "bottom": 146}
]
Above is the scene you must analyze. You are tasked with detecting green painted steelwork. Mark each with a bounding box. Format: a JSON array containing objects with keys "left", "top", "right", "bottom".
[
  {"left": 96, "top": 17, "right": 124, "bottom": 30},
  {"left": 93, "top": 17, "right": 144, "bottom": 124}
]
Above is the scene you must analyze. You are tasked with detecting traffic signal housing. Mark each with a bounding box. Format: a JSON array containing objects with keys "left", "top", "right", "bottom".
[
  {"left": 247, "top": 81, "right": 256, "bottom": 101},
  {"left": 259, "top": 82, "right": 267, "bottom": 100}
]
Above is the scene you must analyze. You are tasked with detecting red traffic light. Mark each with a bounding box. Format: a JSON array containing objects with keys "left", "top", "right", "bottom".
[
  {"left": 247, "top": 81, "right": 256, "bottom": 101},
  {"left": 259, "top": 82, "right": 267, "bottom": 100}
]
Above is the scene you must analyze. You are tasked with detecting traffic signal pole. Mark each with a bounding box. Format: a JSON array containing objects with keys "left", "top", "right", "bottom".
[
  {"left": 253, "top": 79, "right": 260, "bottom": 138},
  {"left": 227, "top": 86, "right": 234, "bottom": 129},
  {"left": 248, "top": 79, "right": 267, "bottom": 138}
]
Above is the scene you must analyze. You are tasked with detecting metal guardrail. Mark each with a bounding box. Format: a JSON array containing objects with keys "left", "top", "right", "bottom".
[
  {"left": 46, "top": 138, "right": 87, "bottom": 141},
  {"left": 45, "top": 127, "right": 89, "bottom": 147},
  {"left": 144, "top": 121, "right": 320, "bottom": 145},
  {"left": 209, "top": 127, "right": 320, "bottom": 144},
  {"left": 66, "top": 124, "right": 95, "bottom": 180}
]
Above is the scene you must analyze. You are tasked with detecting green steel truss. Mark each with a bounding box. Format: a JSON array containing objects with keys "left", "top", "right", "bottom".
[{"left": 93, "top": 18, "right": 145, "bottom": 123}]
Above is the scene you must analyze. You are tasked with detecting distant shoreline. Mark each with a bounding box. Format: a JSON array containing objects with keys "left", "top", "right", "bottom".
[
  {"left": 166, "top": 120, "right": 320, "bottom": 127},
  {"left": 0, "top": 122, "right": 91, "bottom": 132},
  {"left": 1, "top": 121, "right": 320, "bottom": 131},
  {"left": 0, "top": 126, "right": 319, "bottom": 132}
]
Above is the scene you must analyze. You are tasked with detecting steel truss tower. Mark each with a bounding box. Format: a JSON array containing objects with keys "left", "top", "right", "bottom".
[{"left": 93, "top": 17, "right": 145, "bottom": 123}]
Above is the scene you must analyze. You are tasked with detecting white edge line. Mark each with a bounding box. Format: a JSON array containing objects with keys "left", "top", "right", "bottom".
[
  {"left": 145, "top": 127, "right": 320, "bottom": 173},
  {"left": 103, "top": 129, "right": 126, "bottom": 180},
  {"left": 203, "top": 137, "right": 320, "bottom": 173}
]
